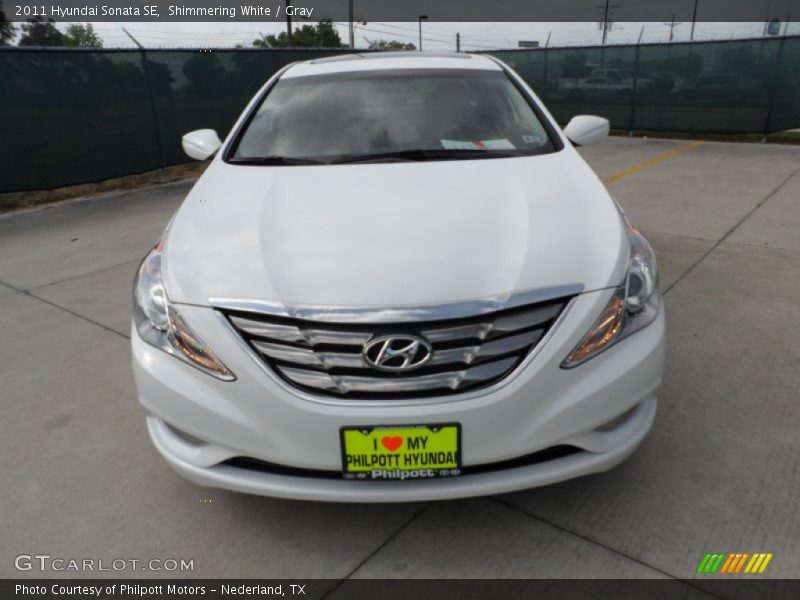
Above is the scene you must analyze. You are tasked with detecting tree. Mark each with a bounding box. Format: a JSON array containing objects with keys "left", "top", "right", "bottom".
[
  {"left": 63, "top": 23, "right": 102, "bottom": 48},
  {"left": 18, "top": 16, "right": 64, "bottom": 46},
  {"left": 183, "top": 52, "right": 228, "bottom": 97},
  {"left": 252, "top": 34, "right": 269, "bottom": 48},
  {"left": 0, "top": 3, "right": 16, "bottom": 46},
  {"left": 253, "top": 19, "right": 344, "bottom": 48},
  {"left": 368, "top": 39, "right": 416, "bottom": 51}
]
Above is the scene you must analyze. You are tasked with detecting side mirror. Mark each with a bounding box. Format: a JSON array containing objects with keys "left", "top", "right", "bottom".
[
  {"left": 563, "top": 115, "right": 610, "bottom": 147},
  {"left": 182, "top": 129, "right": 222, "bottom": 161}
]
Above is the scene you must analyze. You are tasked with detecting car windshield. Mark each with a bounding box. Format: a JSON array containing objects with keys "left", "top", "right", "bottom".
[{"left": 229, "top": 68, "right": 556, "bottom": 164}]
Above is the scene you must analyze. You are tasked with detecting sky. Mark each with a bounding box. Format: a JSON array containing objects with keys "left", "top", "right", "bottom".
[{"left": 49, "top": 20, "right": 796, "bottom": 50}]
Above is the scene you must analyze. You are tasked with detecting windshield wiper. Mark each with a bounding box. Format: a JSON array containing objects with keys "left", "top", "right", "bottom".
[
  {"left": 329, "top": 149, "right": 518, "bottom": 164},
  {"left": 229, "top": 155, "right": 324, "bottom": 166}
]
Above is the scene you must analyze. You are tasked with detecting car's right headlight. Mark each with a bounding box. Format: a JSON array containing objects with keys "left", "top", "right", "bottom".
[
  {"left": 133, "top": 239, "right": 235, "bottom": 381},
  {"left": 561, "top": 217, "right": 660, "bottom": 368}
]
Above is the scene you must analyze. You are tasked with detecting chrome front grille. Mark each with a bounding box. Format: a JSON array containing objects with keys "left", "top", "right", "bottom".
[{"left": 221, "top": 297, "right": 570, "bottom": 399}]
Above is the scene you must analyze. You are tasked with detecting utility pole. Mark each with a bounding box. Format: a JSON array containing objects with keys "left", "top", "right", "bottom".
[
  {"left": 285, "top": 0, "right": 293, "bottom": 46},
  {"left": 418, "top": 14, "right": 428, "bottom": 51},
  {"left": 456, "top": 32, "right": 460, "bottom": 52},
  {"left": 637, "top": 25, "right": 645, "bottom": 44},
  {"left": 762, "top": 0, "right": 773, "bottom": 36},
  {"left": 348, "top": 0, "right": 354, "bottom": 48},
  {"left": 665, "top": 14, "right": 682, "bottom": 42},
  {"left": 597, "top": 0, "right": 619, "bottom": 45},
  {"left": 690, "top": 0, "right": 700, "bottom": 41},
  {"left": 545, "top": 31, "right": 552, "bottom": 47}
]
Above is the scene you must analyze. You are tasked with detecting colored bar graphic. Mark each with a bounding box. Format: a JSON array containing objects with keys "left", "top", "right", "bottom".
[
  {"left": 745, "top": 554, "right": 760, "bottom": 573},
  {"left": 699, "top": 552, "right": 773, "bottom": 575},
  {"left": 697, "top": 553, "right": 727, "bottom": 574},
  {"left": 734, "top": 553, "right": 749, "bottom": 573},
  {"left": 726, "top": 553, "right": 746, "bottom": 573},
  {"left": 760, "top": 554, "right": 774, "bottom": 573},
  {"left": 697, "top": 553, "right": 714, "bottom": 573},
  {"left": 720, "top": 554, "right": 736, "bottom": 573},
  {"left": 711, "top": 554, "right": 726, "bottom": 573},
  {"left": 719, "top": 554, "right": 736, "bottom": 573}
]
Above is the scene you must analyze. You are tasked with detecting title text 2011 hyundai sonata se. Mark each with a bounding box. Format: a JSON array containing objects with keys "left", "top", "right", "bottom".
[{"left": 132, "top": 53, "right": 665, "bottom": 502}]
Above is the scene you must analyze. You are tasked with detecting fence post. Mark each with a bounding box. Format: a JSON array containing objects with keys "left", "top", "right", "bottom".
[
  {"left": 124, "top": 29, "right": 167, "bottom": 176},
  {"left": 629, "top": 41, "right": 642, "bottom": 137},
  {"left": 762, "top": 35, "right": 787, "bottom": 141},
  {"left": 140, "top": 49, "right": 167, "bottom": 176},
  {"left": 542, "top": 47, "right": 549, "bottom": 103}
]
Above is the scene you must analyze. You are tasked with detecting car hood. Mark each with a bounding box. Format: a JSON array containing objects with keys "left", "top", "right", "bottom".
[{"left": 164, "top": 149, "right": 628, "bottom": 310}]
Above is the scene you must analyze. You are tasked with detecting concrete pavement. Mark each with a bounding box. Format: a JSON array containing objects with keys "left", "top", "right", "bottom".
[{"left": 1, "top": 138, "right": 799, "bottom": 589}]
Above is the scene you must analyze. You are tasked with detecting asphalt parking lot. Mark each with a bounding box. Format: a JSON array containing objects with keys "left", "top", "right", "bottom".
[{"left": 2, "top": 137, "right": 799, "bottom": 589}]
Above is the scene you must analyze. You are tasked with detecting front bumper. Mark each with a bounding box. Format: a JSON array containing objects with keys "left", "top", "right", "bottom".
[
  {"left": 146, "top": 396, "right": 656, "bottom": 502},
  {"left": 132, "top": 288, "right": 665, "bottom": 502}
]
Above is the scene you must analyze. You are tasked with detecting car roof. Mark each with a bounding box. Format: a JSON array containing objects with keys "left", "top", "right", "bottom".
[{"left": 282, "top": 52, "right": 502, "bottom": 79}]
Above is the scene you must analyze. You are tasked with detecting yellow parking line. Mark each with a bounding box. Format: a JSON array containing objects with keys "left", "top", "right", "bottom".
[{"left": 602, "top": 140, "right": 705, "bottom": 185}]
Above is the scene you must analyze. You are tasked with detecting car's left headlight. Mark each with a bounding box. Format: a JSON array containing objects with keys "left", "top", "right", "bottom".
[
  {"left": 561, "top": 217, "right": 660, "bottom": 368},
  {"left": 133, "top": 240, "right": 235, "bottom": 381}
]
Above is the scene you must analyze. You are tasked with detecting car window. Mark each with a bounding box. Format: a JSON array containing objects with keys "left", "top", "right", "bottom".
[{"left": 230, "top": 68, "right": 556, "bottom": 163}]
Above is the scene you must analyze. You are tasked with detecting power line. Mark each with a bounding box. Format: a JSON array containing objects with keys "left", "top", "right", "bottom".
[
  {"left": 367, "top": 21, "right": 501, "bottom": 44},
  {"left": 355, "top": 21, "right": 513, "bottom": 48},
  {"left": 94, "top": 21, "right": 780, "bottom": 51},
  {"left": 353, "top": 25, "right": 457, "bottom": 47},
  {"left": 358, "top": 23, "right": 514, "bottom": 50},
  {"left": 363, "top": 23, "right": 463, "bottom": 44}
]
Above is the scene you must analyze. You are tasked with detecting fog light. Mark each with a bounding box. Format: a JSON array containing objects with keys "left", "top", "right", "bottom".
[
  {"left": 165, "top": 422, "right": 208, "bottom": 447},
  {"left": 595, "top": 405, "right": 639, "bottom": 432}
]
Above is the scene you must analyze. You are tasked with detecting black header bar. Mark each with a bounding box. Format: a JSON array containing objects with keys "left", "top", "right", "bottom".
[
  {"left": 4, "top": 0, "right": 799, "bottom": 23},
  {"left": 6, "top": 579, "right": 800, "bottom": 600}
]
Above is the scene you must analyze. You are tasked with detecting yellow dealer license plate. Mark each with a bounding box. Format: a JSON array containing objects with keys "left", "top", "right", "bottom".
[{"left": 340, "top": 424, "right": 461, "bottom": 481}]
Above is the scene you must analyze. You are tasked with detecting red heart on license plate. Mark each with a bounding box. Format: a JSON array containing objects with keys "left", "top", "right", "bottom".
[{"left": 381, "top": 436, "right": 403, "bottom": 452}]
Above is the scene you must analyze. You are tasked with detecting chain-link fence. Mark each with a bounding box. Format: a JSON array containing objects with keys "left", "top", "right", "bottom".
[
  {"left": 1, "top": 37, "right": 798, "bottom": 193},
  {"left": 492, "top": 36, "right": 800, "bottom": 135}
]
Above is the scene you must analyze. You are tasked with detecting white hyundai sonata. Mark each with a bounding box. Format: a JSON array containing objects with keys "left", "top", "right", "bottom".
[{"left": 132, "top": 53, "right": 665, "bottom": 502}]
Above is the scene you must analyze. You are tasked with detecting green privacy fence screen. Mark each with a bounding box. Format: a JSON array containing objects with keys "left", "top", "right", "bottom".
[
  {"left": 491, "top": 36, "right": 800, "bottom": 136},
  {"left": 1, "top": 36, "right": 798, "bottom": 193}
]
